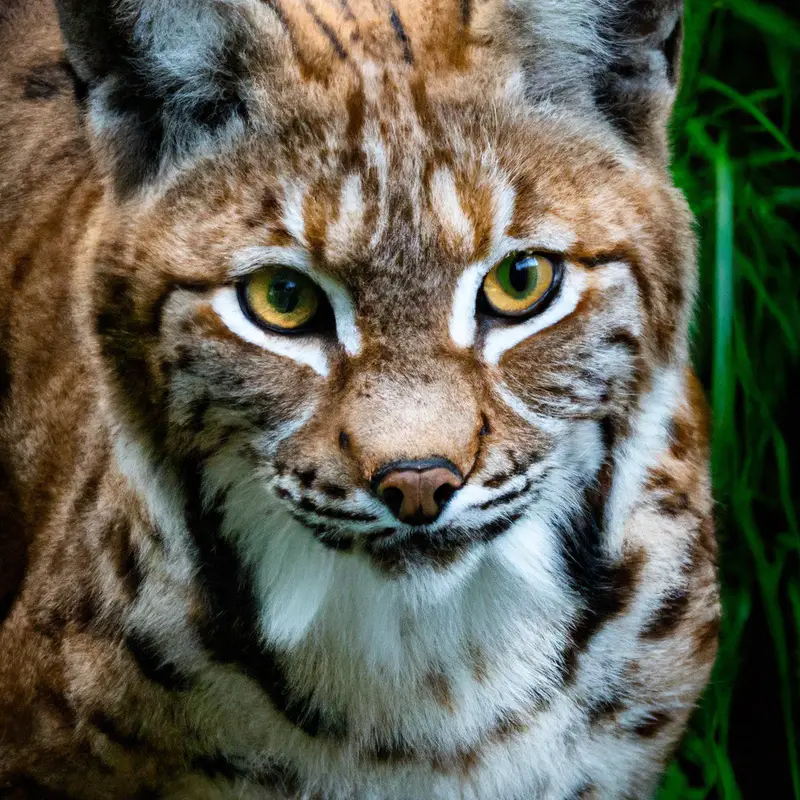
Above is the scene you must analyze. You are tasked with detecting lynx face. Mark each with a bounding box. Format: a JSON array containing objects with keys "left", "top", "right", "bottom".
[{"left": 82, "top": 0, "right": 694, "bottom": 647}]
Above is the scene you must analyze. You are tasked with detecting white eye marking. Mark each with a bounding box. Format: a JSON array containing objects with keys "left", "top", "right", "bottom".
[
  {"left": 231, "top": 246, "right": 309, "bottom": 277},
  {"left": 449, "top": 263, "right": 486, "bottom": 348},
  {"left": 211, "top": 286, "right": 330, "bottom": 377},
  {"left": 313, "top": 271, "right": 362, "bottom": 357},
  {"left": 430, "top": 167, "right": 474, "bottom": 252},
  {"left": 229, "top": 246, "right": 362, "bottom": 357},
  {"left": 523, "top": 216, "right": 578, "bottom": 254},
  {"left": 482, "top": 267, "right": 587, "bottom": 365}
]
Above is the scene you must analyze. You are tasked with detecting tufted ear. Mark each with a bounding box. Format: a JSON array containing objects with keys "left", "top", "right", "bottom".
[
  {"left": 55, "top": 0, "right": 256, "bottom": 194},
  {"left": 508, "top": 0, "right": 684, "bottom": 161}
]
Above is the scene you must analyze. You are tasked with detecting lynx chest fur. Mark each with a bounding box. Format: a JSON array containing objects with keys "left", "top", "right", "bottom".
[{"left": 0, "top": 0, "right": 719, "bottom": 797}]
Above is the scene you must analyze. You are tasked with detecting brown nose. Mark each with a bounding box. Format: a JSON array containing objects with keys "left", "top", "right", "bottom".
[{"left": 373, "top": 459, "right": 464, "bottom": 525}]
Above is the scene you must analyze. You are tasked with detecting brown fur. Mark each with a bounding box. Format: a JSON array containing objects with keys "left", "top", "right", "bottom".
[{"left": 1, "top": 1, "right": 717, "bottom": 797}]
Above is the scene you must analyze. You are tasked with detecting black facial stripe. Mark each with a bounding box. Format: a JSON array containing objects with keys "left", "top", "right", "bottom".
[
  {"left": 628, "top": 709, "right": 673, "bottom": 739},
  {"left": 313, "top": 531, "right": 355, "bottom": 552},
  {"left": 192, "top": 753, "right": 246, "bottom": 781},
  {"left": 460, "top": 0, "right": 472, "bottom": 26},
  {"left": 481, "top": 446, "right": 544, "bottom": 490},
  {"left": 474, "top": 513, "right": 522, "bottom": 542},
  {"left": 22, "top": 61, "right": 74, "bottom": 100},
  {"left": 579, "top": 249, "right": 631, "bottom": 269},
  {"left": 289, "top": 515, "right": 355, "bottom": 552},
  {"left": 556, "top": 480, "right": 646, "bottom": 685},
  {"left": 559, "top": 494, "right": 606, "bottom": 607},
  {"left": 640, "top": 588, "right": 690, "bottom": 639},
  {"left": 295, "top": 497, "right": 378, "bottom": 523},
  {"left": 253, "top": 646, "right": 348, "bottom": 739},
  {"left": 193, "top": 754, "right": 300, "bottom": 794},
  {"left": 319, "top": 483, "right": 347, "bottom": 499},
  {"left": 186, "top": 394, "right": 212, "bottom": 435},
  {"left": 361, "top": 528, "right": 399, "bottom": 546},
  {"left": 477, "top": 479, "right": 534, "bottom": 511},
  {"left": 605, "top": 328, "right": 641, "bottom": 355},
  {"left": 482, "top": 471, "right": 513, "bottom": 489}
]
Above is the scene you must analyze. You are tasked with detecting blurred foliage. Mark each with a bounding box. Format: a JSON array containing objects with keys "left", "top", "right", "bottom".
[{"left": 658, "top": 0, "right": 800, "bottom": 797}]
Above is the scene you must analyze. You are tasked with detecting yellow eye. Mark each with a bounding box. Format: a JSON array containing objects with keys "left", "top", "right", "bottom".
[
  {"left": 482, "top": 252, "right": 558, "bottom": 317},
  {"left": 240, "top": 266, "right": 321, "bottom": 332}
]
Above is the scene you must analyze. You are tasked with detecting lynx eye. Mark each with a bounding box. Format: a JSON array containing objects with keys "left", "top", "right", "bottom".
[
  {"left": 481, "top": 252, "right": 559, "bottom": 317},
  {"left": 238, "top": 266, "right": 321, "bottom": 332}
]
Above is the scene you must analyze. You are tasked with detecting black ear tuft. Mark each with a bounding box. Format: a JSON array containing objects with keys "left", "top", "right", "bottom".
[
  {"left": 509, "top": 0, "right": 684, "bottom": 161},
  {"left": 55, "top": 0, "right": 254, "bottom": 194},
  {"left": 593, "top": 0, "right": 683, "bottom": 156}
]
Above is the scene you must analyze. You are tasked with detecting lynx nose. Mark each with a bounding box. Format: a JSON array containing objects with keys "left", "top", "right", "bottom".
[{"left": 372, "top": 459, "right": 464, "bottom": 525}]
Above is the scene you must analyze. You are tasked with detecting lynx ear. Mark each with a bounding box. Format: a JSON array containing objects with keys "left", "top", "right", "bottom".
[
  {"left": 55, "top": 0, "right": 255, "bottom": 193},
  {"left": 509, "top": 0, "right": 683, "bottom": 161}
]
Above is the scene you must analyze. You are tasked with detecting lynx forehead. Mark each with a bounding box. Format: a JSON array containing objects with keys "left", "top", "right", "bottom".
[{"left": 0, "top": 0, "right": 718, "bottom": 798}]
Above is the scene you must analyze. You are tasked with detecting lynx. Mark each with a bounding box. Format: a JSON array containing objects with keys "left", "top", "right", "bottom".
[{"left": 0, "top": 0, "right": 719, "bottom": 797}]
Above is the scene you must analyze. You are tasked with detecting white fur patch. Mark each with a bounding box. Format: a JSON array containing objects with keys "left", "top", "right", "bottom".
[
  {"left": 430, "top": 167, "right": 474, "bottom": 251},
  {"left": 230, "top": 245, "right": 311, "bottom": 277},
  {"left": 605, "top": 367, "right": 682, "bottom": 554},
  {"left": 493, "top": 382, "right": 563, "bottom": 434},
  {"left": 326, "top": 173, "right": 366, "bottom": 262},
  {"left": 312, "top": 273, "right": 362, "bottom": 357},
  {"left": 281, "top": 183, "right": 307, "bottom": 247}
]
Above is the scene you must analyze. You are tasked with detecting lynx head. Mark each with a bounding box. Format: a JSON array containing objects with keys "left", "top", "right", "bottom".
[{"left": 58, "top": 0, "right": 694, "bottom": 645}]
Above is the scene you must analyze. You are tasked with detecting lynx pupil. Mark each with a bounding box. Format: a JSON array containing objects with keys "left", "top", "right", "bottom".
[
  {"left": 269, "top": 272, "right": 301, "bottom": 314},
  {"left": 509, "top": 258, "right": 532, "bottom": 293}
]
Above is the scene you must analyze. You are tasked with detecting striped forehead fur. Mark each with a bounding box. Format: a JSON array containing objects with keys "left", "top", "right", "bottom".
[{"left": 58, "top": 0, "right": 683, "bottom": 195}]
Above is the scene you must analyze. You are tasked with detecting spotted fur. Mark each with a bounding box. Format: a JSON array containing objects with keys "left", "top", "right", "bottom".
[{"left": 0, "top": 0, "right": 718, "bottom": 797}]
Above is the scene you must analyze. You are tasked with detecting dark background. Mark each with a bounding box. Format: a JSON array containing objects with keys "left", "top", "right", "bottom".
[{"left": 660, "top": 0, "right": 799, "bottom": 797}]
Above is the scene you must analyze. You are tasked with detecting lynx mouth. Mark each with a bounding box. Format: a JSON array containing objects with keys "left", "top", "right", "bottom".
[{"left": 349, "top": 513, "right": 524, "bottom": 574}]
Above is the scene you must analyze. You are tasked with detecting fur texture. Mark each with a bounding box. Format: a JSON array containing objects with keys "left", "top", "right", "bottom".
[{"left": 0, "top": 1, "right": 718, "bottom": 797}]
